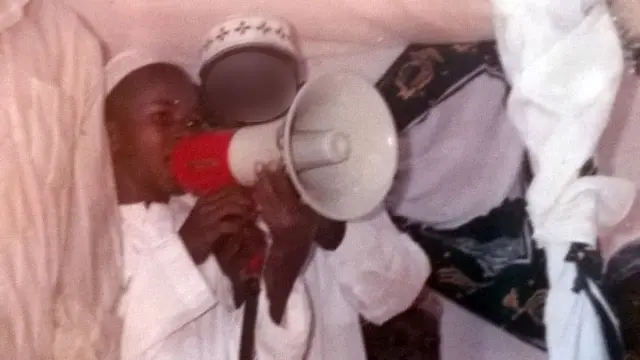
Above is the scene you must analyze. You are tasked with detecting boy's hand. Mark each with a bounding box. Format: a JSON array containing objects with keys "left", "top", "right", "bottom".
[
  {"left": 252, "top": 161, "right": 316, "bottom": 261},
  {"left": 179, "top": 186, "right": 256, "bottom": 264},
  {"left": 213, "top": 223, "right": 267, "bottom": 307},
  {"left": 253, "top": 161, "right": 346, "bottom": 252},
  {"left": 253, "top": 161, "right": 336, "bottom": 323}
]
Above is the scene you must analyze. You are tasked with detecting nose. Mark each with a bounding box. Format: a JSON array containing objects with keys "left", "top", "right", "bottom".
[{"left": 173, "top": 125, "right": 194, "bottom": 141}]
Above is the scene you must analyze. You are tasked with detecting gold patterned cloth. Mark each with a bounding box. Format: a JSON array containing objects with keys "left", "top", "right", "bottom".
[{"left": 374, "top": 42, "right": 546, "bottom": 350}]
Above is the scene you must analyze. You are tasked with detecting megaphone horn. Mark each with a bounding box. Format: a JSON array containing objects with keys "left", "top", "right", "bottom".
[{"left": 170, "top": 73, "right": 399, "bottom": 221}]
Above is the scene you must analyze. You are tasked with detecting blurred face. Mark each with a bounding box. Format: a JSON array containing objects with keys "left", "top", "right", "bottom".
[
  {"left": 202, "top": 50, "right": 299, "bottom": 127},
  {"left": 107, "top": 64, "right": 202, "bottom": 202}
]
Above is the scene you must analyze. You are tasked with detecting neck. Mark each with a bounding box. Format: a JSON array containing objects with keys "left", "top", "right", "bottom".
[{"left": 114, "top": 166, "right": 170, "bottom": 205}]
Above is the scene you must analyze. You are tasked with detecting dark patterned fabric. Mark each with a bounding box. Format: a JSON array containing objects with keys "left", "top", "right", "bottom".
[
  {"left": 608, "top": 274, "right": 640, "bottom": 360},
  {"left": 373, "top": 41, "right": 549, "bottom": 350},
  {"left": 605, "top": 241, "right": 640, "bottom": 360},
  {"left": 362, "top": 41, "right": 622, "bottom": 358},
  {"left": 375, "top": 42, "right": 505, "bottom": 132},
  {"left": 391, "top": 199, "right": 548, "bottom": 349},
  {"left": 361, "top": 305, "right": 440, "bottom": 360}
]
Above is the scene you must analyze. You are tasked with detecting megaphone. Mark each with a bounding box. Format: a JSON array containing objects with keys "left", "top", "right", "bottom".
[{"left": 170, "top": 73, "right": 398, "bottom": 220}]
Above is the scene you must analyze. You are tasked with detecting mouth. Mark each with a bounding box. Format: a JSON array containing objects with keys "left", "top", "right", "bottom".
[
  {"left": 165, "top": 152, "right": 174, "bottom": 168},
  {"left": 164, "top": 155, "right": 172, "bottom": 172}
]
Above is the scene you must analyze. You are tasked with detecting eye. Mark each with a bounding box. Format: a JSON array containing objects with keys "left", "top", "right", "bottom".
[{"left": 152, "top": 111, "right": 173, "bottom": 126}]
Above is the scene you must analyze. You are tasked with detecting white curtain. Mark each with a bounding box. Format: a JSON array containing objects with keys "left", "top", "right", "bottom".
[
  {"left": 0, "top": 1, "right": 122, "bottom": 358},
  {"left": 491, "top": 0, "right": 635, "bottom": 359}
]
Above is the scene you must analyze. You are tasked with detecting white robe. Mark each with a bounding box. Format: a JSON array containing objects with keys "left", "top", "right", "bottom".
[
  {"left": 118, "top": 199, "right": 312, "bottom": 360},
  {"left": 387, "top": 72, "right": 525, "bottom": 229},
  {"left": 169, "top": 195, "right": 430, "bottom": 360},
  {"left": 0, "top": 1, "right": 122, "bottom": 359},
  {"left": 302, "top": 209, "right": 431, "bottom": 360}
]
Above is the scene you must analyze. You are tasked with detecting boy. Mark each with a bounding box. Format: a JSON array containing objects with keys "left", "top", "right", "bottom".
[{"left": 105, "top": 50, "right": 313, "bottom": 360}]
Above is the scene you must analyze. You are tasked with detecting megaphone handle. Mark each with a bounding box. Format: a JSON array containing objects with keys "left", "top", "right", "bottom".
[
  {"left": 238, "top": 252, "right": 263, "bottom": 360},
  {"left": 238, "top": 278, "right": 259, "bottom": 360}
]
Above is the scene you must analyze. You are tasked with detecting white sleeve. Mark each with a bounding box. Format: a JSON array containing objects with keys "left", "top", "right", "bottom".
[
  {"left": 120, "top": 229, "right": 217, "bottom": 360},
  {"left": 254, "top": 278, "right": 313, "bottom": 360},
  {"left": 325, "top": 209, "right": 431, "bottom": 324}
]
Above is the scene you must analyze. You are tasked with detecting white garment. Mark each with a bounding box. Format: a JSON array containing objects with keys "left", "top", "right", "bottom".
[
  {"left": 118, "top": 199, "right": 312, "bottom": 360},
  {"left": 170, "top": 195, "right": 430, "bottom": 360},
  {"left": 0, "top": 1, "right": 122, "bottom": 359},
  {"left": 302, "top": 208, "right": 431, "bottom": 360},
  {"left": 387, "top": 73, "right": 525, "bottom": 229},
  {"left": 491, "top": 0, "right": 635, "bottom": 359}
]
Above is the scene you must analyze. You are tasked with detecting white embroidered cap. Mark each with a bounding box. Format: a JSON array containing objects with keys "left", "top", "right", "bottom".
[
  {"left": 199, "top": 15, "right": 304, "bottom": 82},
  {"left": 105, "top": 50, "right": 162, "bottom": 94}
]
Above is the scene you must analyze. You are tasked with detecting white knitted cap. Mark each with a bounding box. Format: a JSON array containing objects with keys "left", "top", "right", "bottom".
[
  {"left": 105, "top": 50, "right": 162, "bottom": 94},
  {"left": 199, "top": 15, "right": 304, "bottom": 81}
]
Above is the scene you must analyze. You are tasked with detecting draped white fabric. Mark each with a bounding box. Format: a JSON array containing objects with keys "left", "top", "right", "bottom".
[
  {"left": 491, "top": 0, "right": 635, "bottom": 358},
  {"left": 0, "top": 0, "right": 122, "bottom": 358},
  {"left": 5, "top": 0, "right": 640, "bottom": 358},
  {"left": 64, "top": 0, "right": 494, "bottom": 76}
]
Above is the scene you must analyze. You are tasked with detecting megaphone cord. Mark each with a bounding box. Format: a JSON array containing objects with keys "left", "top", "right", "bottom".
[{"left": 238, "top": 278, "right": 260, "bottom": 360}]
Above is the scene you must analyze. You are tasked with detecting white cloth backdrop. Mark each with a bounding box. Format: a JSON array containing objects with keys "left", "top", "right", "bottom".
[
  {"left": 38, "top": 0, "right": 640, "bottom": 358},
  {"left": 491, "top": 0, "right": 635, "bottom": 359},
  {"left": 0, "top": 1, "right": 122, "bottom": 358},
  {"left": 65, "top": 0, "right": 495, "bottom": 76}
]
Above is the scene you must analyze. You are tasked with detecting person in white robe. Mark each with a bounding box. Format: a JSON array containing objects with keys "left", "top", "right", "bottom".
[
  {"left": 0, "top": 0, "right": 122, "bottom": 359},
  {"left": 169, "top": 178, "right": 431, "bottom": 360},
  {"left": 198, "top": 16, "right": 432, "bottom": 360},
  {"left": 105, "top": 50, "right": 313, "bottom": 360},
  {"left": 386, "top": 71, "right": 524, "bottom": 229}
]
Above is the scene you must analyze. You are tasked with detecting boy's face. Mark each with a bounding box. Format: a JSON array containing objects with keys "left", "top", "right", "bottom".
[{"left": 108, "top": 64, "right": 202, "bottom": 200}]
